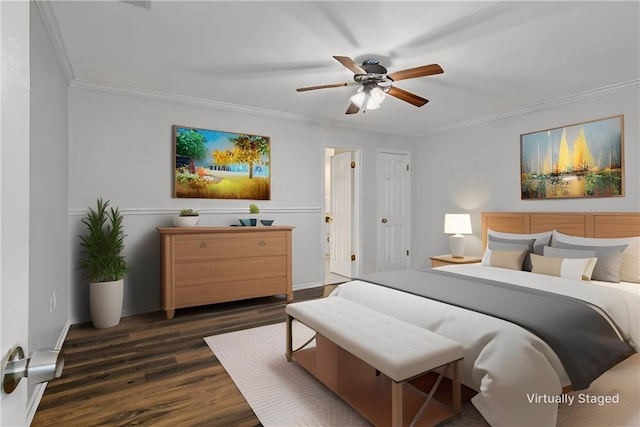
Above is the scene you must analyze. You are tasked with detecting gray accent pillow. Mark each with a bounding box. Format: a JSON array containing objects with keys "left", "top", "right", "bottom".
[
  {"left": 553, "top": 241, "right": 628, "bottom": 282},
  {"left": 488, "top": 235, "right": 536, "bottom": 271},
  {"left": 543, "top": 246, "right": 596, "bottom": 259},
  {"left": 488, "top": 229, "right": 552, "bottom": 255}
]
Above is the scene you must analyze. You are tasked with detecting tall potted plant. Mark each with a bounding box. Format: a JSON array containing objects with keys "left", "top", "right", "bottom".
[{"left": 78, "top": 198, "right": 131, "bottom": 329}]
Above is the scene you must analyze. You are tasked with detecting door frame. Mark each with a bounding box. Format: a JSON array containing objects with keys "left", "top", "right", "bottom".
[
  {"left": 376, "top": 148, "right": 412, "bottom": 271},
  {"left": 322, "top": 146, "right": 361, "bottom": 282}
]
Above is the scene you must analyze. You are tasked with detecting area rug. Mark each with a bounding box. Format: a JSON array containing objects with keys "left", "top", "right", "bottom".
[
  {"left": 205, "top": 322, "right": 370, "bottom": 426},
  {"left": 205, "top": 322, "right": 639, "bottom": 427}
]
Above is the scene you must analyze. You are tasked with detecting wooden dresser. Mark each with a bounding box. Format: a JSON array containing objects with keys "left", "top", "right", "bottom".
[{"left": 157, "top": 226, "right": 294, "bottom": 319}]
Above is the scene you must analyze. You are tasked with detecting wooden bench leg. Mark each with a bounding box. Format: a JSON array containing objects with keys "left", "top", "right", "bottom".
[
  {"left": 391, "top": 380, "right": 403, "bottom": 427},
  {"left": 452, "top": 360, "right": 461, "bottom": 414},
  {"left": 285, "top": 314, "right": 293, "bottom": 362}
]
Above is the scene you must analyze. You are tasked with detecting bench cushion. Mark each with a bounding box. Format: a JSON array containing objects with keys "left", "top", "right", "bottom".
[{"left": 286, "top": 297, "right": 463, "bottom": 382}]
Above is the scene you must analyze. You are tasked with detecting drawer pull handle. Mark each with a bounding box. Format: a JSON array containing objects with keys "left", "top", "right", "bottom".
[
  {"left": 200, "top": 241, "right": 207, "bottom": 248},
  {"left": 258, "top": 240, "right": 266, "bottom": 247}
]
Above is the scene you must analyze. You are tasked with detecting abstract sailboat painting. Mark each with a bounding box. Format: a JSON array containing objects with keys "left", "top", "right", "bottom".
[{"left": 520, "top": 115, "right": 624, "bottom": 199}]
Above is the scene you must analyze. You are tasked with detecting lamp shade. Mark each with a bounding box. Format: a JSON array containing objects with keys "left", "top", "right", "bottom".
[{"left": 444, "top": 214, "right": 472, "bottom": 235}]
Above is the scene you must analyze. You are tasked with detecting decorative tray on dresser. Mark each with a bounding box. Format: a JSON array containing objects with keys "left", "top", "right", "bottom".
[{"left": 157, "top": 226, "right": 294, "bottom": 319}]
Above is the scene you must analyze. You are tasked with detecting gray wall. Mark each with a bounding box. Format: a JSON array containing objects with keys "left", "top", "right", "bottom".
[
  {"left": 415, "top": 85, "right": 640, "bottom": 266},
  {"left": 66, "top": 86, "right": 416, "bottom": 323}
]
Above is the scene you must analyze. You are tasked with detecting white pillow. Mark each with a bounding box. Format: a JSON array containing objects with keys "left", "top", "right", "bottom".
[
  {"left": 552, "top": 231, "right": 639, "bottom": 283},
  {"left": 530, "top": 253, "right": 598, "bottom": 281}
]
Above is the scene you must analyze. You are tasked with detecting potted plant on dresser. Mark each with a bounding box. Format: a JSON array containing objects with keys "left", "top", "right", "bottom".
[
  {"left": 174, "top": 208, "right": 200, "bottom": 227},
  {"left": 78, "top": 198, "right": 132, "bottom": 329},
  {"left": 249, "top": 203, "right": 260, "bottom": 226}
]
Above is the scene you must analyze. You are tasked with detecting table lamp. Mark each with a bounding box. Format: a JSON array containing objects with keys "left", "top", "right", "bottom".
[{"left": 444, "top": 214, "right": 472, "bottom": 258}]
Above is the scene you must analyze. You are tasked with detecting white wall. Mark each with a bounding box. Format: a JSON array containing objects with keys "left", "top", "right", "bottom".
[
  {"left": 67, "top": 86, "right": 416, "bottom": 322},
  {"left": 415, "top": 86, "right": 640, "bottom": 266}
]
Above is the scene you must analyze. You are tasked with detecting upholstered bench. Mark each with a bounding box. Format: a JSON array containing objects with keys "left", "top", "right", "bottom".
[{"left": 285, "top": 296, "right": 464, "bottom": 427}]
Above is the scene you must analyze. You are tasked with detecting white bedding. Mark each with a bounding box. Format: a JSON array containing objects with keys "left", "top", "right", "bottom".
[{"left": 330, "top": 264, "right": 639, "bottom": 427}]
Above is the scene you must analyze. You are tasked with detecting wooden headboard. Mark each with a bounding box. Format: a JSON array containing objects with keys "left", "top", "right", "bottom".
[{"left": 481, "top": 212, "right": 640, "bottom": 249}]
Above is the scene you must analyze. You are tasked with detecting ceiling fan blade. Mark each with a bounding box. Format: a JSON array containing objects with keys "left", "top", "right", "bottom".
[
  {"left": 387, "top": 86, "right": 429, "bottom": 107},
  {"left": 345, "top": 103, "right": 360, "bottom": 115},
  {"left": 333, "top": 56, "right": 366, "bottom": 74},
  {"left": 296, "top": 82, "right": 349, "bottom": 92},
  {"left": 387, "top": 64, "right": 444, "bottom": 82}
]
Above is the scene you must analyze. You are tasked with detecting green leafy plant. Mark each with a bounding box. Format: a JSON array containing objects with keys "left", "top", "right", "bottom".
[
  {"left": 78, "top": 198, "right": 131, "bottom": 283},
  {"left": 179, "top": 209, "right": 199, "bottom": 216},
  {"left": 249, "top": 203, "right": 260, "bottom": 214}
]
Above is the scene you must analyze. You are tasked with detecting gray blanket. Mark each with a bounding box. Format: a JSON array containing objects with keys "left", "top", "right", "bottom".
[{"left": 358, "top": 268, "right": 635, "bottom": 390}]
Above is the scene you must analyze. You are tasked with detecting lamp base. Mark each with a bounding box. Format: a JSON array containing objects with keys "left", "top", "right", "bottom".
[{"left": 449, "top": 234, "right": 465, "bottom": 258}]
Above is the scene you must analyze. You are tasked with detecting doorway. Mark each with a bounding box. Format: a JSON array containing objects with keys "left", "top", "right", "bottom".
[{"left": 324, "top": 147, "right": 360, "bottom": 285}]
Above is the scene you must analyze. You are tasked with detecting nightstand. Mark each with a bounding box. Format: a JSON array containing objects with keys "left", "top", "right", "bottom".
[{"left": 430, "top": 254, "right": 482, "bottom": 268}]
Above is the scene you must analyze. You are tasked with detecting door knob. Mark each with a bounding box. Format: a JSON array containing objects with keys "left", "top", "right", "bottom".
[
  {"left": 381, "top": 218, "right": 388, "bottom": 223},
  {"left": 2, "top": 346, "right": 64, "bottom": 394}
]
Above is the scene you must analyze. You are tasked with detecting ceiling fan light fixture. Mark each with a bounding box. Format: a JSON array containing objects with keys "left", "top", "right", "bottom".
[
  {"left": 350, "top": 87, "right": 366, "bottom": 108},
  {"left": 368, "top": 86, "right": 385, "bottom": 109},
  {"left": 350, "top": 86, "right": 385, "bottom": 110}
]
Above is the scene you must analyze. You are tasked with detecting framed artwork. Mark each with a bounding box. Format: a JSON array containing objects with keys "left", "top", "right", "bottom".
[
  {"left": 520, "top": 115, "right": 624, "bottom": 200},
  {"left": 174, "top": 125, "right": 270, "bottom": 199}
]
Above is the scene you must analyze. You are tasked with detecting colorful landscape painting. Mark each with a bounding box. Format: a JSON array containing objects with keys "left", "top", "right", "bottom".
[
  {"left": 174, "top": 126, "right": 270, "bottom": 199},
  {"left": 520, "top": 115, "right": 623, "bottom": 199}
]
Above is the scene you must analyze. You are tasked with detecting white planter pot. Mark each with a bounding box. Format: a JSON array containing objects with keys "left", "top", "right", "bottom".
[
  {"left": 174, "top": 215, "right": 200, "bottom": 227},
  {"left": 90, "top": 279, "right": 124, "bottom": 329}
]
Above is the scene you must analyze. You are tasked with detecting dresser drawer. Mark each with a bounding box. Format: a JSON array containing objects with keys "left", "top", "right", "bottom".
[
  {"left": 174, "top": 256, "right": 287, "bottom": 287},
  {"left": 175, "top": 276, "right": 286, "bottom": 308},
  {"left": 173, "top": 232, "right": 286, "bottom": 261}
]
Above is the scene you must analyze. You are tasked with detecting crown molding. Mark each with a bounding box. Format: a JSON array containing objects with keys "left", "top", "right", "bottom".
[
  {"left": 35, "top": 0, "right": 75, "bottom": 84},
  {"left": 69, "top": 77, "right": 640, "bottom": 140},
  {"left": 420, "top": 79, "right": 640, "bottom": 137},
  {"left": 68, "top": 78, "right": 411, "bottom": 138}
]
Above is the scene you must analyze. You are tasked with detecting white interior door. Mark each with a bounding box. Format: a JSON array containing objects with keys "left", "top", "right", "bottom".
[
  {"left": 1, "top": 1, "right": 31, "bottom": 424},
  {"left": 330, "top": 151, "right": 353, "bottom": 278},
  {"left": 377, "top": 151, "right": 411, "bottom": 271}
]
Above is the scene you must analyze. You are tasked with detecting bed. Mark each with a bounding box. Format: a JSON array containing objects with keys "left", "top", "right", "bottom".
[{"left": 330, "top": 212, "right": 640, "bottom": 427}]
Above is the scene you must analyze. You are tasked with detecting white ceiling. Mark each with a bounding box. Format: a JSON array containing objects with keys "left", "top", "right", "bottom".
[{"left": 47, "top": 1, "right": 639, "bottom": 137}]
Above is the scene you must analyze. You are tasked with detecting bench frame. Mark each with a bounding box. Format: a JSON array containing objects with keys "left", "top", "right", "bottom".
[{"left": 286, "top": 314, "right": 462, "bottom": 427}]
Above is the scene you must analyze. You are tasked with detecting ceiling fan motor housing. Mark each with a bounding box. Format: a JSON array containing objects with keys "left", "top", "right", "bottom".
[
  {"left": 354, "top": 59, "right": 391, "bottom": 86},
  {"left": 361, "top": 60, "right": 387, "bottom": 75}
]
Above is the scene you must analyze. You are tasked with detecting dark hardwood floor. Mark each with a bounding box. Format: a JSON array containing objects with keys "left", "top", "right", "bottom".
[{"left": 32, "top": 287, "right": 329, "bottom": 427}]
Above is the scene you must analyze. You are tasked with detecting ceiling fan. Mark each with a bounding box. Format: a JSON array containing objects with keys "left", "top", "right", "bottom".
[{"left": 296, "top": 56, "right": 444, "bottom": 114}]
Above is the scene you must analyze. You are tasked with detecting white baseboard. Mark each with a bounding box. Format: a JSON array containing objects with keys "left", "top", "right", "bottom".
[
  {"left": 293, "top": 281, "right": 324, "bottom": 291},
  {"left": 26, "top": 320, "right": 71, "bottom": 425}
]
